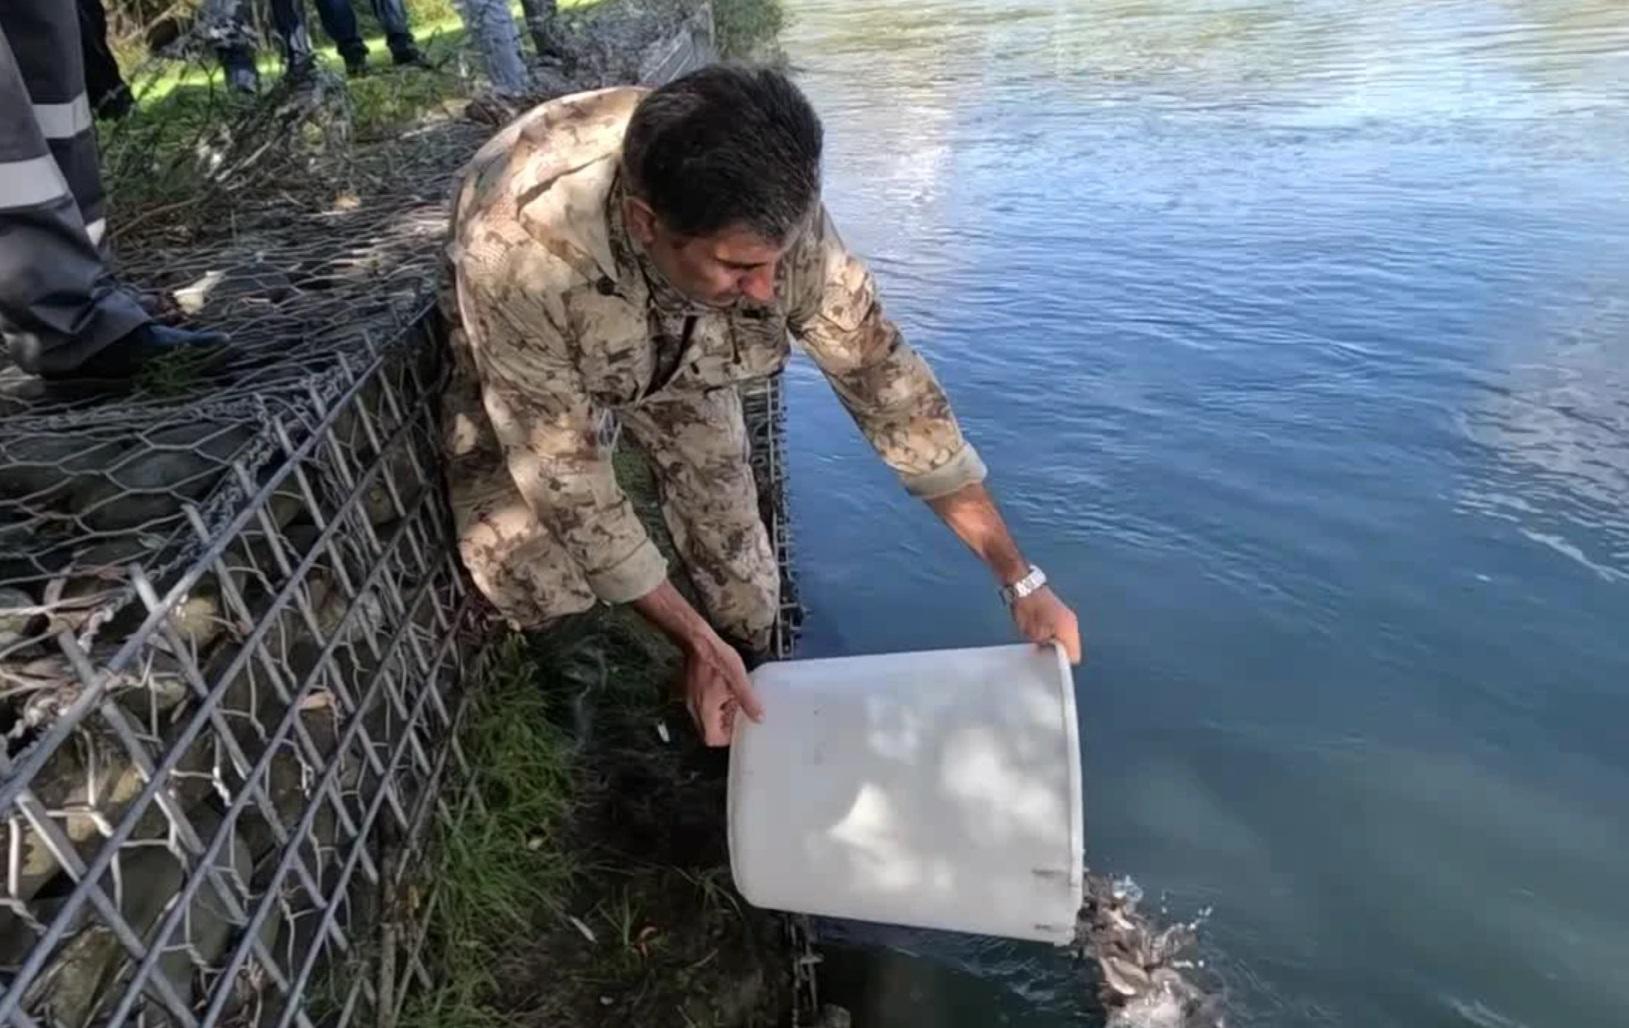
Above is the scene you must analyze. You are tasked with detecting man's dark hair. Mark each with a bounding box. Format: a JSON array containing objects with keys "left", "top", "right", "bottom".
[{"left": 623, "top": 64, "right": 823, "bottom": 241}]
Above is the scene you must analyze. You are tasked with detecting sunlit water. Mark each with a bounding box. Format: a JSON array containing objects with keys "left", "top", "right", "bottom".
[{"left": 775, "top": 1, "right": 1629, "bottom": 1025}]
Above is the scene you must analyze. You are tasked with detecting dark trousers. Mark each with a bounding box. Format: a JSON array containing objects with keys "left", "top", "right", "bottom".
[
  {"left": 314, "top": 0, "right": 418, "bottom": 62},
  {"left": 219, "top": 0, "right": 417, "bottom": 73},
  {"left": 75, "top": 0, "right": 129, "bottom": 114},
  {"left": 218, "top": 0, "right": 315, "bottom": 75},
  {"left": 0, "top": 0, "right": 148, "bottom": 375}
]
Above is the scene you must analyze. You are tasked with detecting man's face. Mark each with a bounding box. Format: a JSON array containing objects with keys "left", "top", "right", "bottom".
[{"left": 624, "top": 196, "right": 790, "bottom": 308}]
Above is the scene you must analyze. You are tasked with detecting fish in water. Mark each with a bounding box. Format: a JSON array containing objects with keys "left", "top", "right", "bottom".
[{"left": 1074, "top": 872, "right": 1226, "bottom": 1028}]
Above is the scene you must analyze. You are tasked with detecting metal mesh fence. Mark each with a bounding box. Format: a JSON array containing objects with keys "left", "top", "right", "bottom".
[
  {"left": 741, "top": 375, "right": 801, "bottom": 663},
  {"left": 0, "top": 8, "right": 815, "bottom": 1021},
  {"left": 2, "top": 45, "right": 494, "bottom": 1019},
  {"left": 1, "top": 347, "right": 804, "bottom": 1028},
  {"left": 1, "top": 316, "right": 481, "bottom": 1028}
]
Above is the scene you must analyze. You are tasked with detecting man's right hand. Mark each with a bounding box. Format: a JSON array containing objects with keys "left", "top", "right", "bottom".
[
  {"left": 631, "top": 579, "right": 765, "bottom": 746},
  {"left": 679, "top": 629, "right": 764, "bottom": 746}
]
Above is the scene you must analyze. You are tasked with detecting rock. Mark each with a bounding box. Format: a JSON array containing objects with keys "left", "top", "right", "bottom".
[
  {"left": 361, "top": 444, "right": 426, "bottom": 526},
  {"left": 268, "top": 484, "right": 309, "bottom": 529},
  {"left": 164, "top": 579, "right": 233, "bottom": 654},
  {"left": 815, "top": 1004, "right": 853, "bottom": 1028},
  {"left": 20, "top": 808, "right": 253, "bottom": 1027},
  {"left": 0, "top": 435, "right": 129, "bottom": 504},
  {"left": 0, "top": 586, "right": 39, "bottom": 650},
  {"left": 5, "top": 732, "right": 153, "bottom": 904},
  {"left": 57, "top": 536, "right": 164, "bottom": 613},
  {"left": 68, "top": 424, "right": 253, "bottom": 533},
  {"left": 110, "top": 649, "right": 196, "bottom": 719},
  {"left": 24, "top": 920, "right": 122, "bottom": 1027}
]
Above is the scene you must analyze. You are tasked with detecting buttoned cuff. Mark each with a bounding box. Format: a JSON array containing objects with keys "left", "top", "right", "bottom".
[
  {"left": 585, "top": 536, "right": 670, "bottom": 603},
  {"left": 901, "top": 443, "right": 988, "bottom": 500}
]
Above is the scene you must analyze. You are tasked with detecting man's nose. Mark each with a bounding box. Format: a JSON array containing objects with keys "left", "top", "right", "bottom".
[{"left": 739, "top": 263, "right": 777, "bottom": 304}]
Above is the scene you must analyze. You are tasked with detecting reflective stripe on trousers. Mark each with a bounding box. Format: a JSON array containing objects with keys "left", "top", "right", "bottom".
[
  {"left": 0, "top": 0, "right": 149, "bottom": 374},
  {"left": 31, "top": 94, "right": 91, "bottom": 139}
]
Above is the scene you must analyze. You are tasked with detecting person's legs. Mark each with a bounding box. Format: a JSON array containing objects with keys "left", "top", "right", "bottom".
[
  {"left": 368, "top": 0, "right": 422, "bottom": 62},
  {"left": 307, "top": 0, "right": 368, "bottom": 68},
  {"left": 517, "top": 0, "right": 563, "bottom": 59},
  {"left": 9, "top": 0, "right": 107, "bottom": 248},
  {"left": 75, "top": 0, "right": 131, "bottom": 118},
  {"left": 216, "top": 0, "right": 265, "bottom": 93},
  {"left": 622, "top": 388, "right": 779, "bottom": 654},
  {"left": 0, "top": 2, "right": 149, "bottom": 376},
  {"left": 448, "top": 446, "right": 599, "bottom": 631},
  {"left": 267, "top": 0, "right": 317, "bottom": 76}
]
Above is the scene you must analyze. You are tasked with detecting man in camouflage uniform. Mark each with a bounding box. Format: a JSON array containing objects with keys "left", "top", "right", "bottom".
[{"left": 444, "top": 67, "right": 1081, "bottom": 745}]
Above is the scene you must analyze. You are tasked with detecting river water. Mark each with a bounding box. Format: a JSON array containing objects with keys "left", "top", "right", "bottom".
[{"left": 775, "top": 1, "right": 1629, "bottom": 1025}]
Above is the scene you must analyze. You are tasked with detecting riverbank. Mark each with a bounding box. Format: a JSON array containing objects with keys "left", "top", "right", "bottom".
[
  {"left": 63, "top": 2, "right": 800, "bottom": 1024},
  {"left": 416, "top": 610, "right": 795, "bottom": 1027}
]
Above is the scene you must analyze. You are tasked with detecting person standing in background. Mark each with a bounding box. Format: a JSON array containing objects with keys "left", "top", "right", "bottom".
[
  {"left": 0, "top": 0, "right": 228, "bottom": 381},
  {"left": 311, "top": 0, "right": 430, "bottom": 77},
  {"left": 214, "top": 0, "right": 319, "bottom": 94},
  {"left": 215, "top": 0, "right": 427, "bottom": 93},
  {"left": 76, "top": 0, "right": 133, "bottom": 119}
]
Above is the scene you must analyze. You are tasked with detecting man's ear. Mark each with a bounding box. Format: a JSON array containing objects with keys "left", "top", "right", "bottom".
[{"left": 623, "top": 195, "right": 659, "bottom": 247}]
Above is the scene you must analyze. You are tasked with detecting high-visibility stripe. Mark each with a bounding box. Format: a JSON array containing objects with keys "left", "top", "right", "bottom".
[
  {"left": 0, "top": 154, "right": 70, "bottom": 209},
  {"left": 85, "top": 218, "right": 107, "bottom": 245},
  {"left": 33, "top": 95, "right": 93, "bottom": 140}
]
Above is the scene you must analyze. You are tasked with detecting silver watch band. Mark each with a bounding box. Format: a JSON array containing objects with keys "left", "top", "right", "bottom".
[{"left": 1000, "top": 565, "right": 1047, "bottom": 605}]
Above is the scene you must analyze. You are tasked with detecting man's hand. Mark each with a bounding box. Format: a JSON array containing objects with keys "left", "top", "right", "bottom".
[
  {"left": 1011, "top": 585, "right": 1083, "bottom": 665},
  {"left": 679, "top": 627, "right": 765, "bottom": 746},
  {"left": 631, "top": 580, "right": 764, "bottom": 747},
  {"left": 926, "top": 483, "right": 1084, "bottom": 666}
]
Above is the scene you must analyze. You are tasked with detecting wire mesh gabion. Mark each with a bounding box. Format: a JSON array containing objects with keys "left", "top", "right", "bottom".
[
  {"left": 1, "top": 310, "right": 482, "bottom": 1028},
  {"left": 0, "top": 347, "right": 801, "bottom": 1028},
  {"left": 0, "top": 8, "right": 807, "bottom": 1022}
]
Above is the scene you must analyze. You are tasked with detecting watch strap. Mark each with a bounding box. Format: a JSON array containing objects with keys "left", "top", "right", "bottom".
[{"left": 1000, "top": 565, "right": 1047, "bottom": 605}]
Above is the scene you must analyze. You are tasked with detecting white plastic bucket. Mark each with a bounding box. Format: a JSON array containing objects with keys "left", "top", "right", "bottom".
[{"left": 727, "top": 643, "right": 1083, "bottom": 944}]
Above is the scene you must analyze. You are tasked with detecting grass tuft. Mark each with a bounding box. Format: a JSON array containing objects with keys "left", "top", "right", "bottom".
[
  {"left": 711, "top": 0, "right": 786, "bottom": 58},
  {"left": 404, "top": 634, "right": 576, "bottom": 1028}
]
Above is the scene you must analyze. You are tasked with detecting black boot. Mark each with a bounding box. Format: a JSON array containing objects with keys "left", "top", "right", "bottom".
[
  {"left": 344, "top": 53, "right": 368, "bottom": 77},
  {"left": 225, "top": 63, "right": 261, "bottom": 96},
  {"left": 41, "top": 323, "right": 231, "bottom": 382},
  {"left": 391, "top": 46, "right": 433, "bottom": 69},
  {"left": 285, "top": 56, "right": 319, "bottom": 88}
]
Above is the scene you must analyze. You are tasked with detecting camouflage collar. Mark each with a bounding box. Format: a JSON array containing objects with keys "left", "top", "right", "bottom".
[{"left": 605, "top": 171, "right": 711, "bottom": 317}]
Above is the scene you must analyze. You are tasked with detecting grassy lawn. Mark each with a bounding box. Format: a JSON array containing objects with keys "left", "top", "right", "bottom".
[{"left": 121, "top": 0, "right": 605, "bottom": 108}]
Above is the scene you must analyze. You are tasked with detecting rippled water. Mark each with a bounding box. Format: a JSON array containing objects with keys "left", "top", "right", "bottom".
[{"left": 776, "top": 1, "right": 1629, "bottom": 1025}]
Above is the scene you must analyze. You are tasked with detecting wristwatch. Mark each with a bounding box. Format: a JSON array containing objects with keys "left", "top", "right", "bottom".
[{"left": 999, "top": 565, "right": 1047, "bottom": 606}]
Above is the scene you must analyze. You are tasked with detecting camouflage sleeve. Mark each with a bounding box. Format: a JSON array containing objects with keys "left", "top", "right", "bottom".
[
  {"left": 786, "top": 208, "right": 987, "bottom": 499},
  {"left": 452, "top": 248, "right": 668, "bottom": 604}
]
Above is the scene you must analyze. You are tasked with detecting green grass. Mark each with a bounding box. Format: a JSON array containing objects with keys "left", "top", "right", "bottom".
[
  {"left": 712, "top": 0, "right": 785, "bottom": 58},
  {"left": 404, "top": 633, "right": 577, "bottom": 1028},
  {"left": 397, "top": 554, "right": 789, "bottom": 1025},
  {"left": 117, "top": 0, "right": 603, "bottom": 107},
  {"left": 97, "top": 0, "right": 624, "bottom": 217},
  {"left": 133, "top": 343, "right": 220, "bottom": 395}
]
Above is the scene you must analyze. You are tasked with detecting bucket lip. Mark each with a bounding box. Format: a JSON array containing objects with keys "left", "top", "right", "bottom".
[
  {"left": 1049, "top": 642, "right": 1086, "bottom": 925},
  {"left": 727, "top": 710, "right": 748, "bottom": 899}
]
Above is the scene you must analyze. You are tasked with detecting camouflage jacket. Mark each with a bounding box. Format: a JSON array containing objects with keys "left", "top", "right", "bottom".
[{"left": 443, "top": 87, "right": 986, "bottom": 603}]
